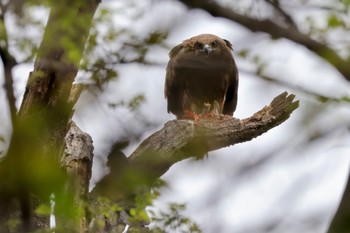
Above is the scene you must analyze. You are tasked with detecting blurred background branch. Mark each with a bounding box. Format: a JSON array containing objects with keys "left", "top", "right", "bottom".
[
  {"left": 0, "top": 4, "right": 17, "bottom": 127},
  {"left": 178, "top": 0, "right": 350, "bottom": 82}
]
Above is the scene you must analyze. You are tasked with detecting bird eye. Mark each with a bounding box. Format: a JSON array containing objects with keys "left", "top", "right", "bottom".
[
  {"left": 211, "top": 41, "right": 217, "bottom": 47},
  {"left": 195, "top": 42, "right": 203, "bottom": 49}
]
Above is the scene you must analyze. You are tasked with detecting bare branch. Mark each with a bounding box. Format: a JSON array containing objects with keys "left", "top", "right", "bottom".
[
  {"left": 0, "top": 1, "right": 9, "bottom": 14},
  {"left": 241, "top": 69, "right": 349, "bottom": 103},
  {"left": 0, "top": 12, "right": 17, "bottom": 126},
  {"left": 127, "top": 92, "right": 299, "bottom": 183},
  {"left": 177, "top": 0, "right": 350, "bottom": 82},
  {"left": 264, "top": 0, "right": 298, "bottom": 29},
  {"left": 92, "top": 92, "right": 298, "bottom": 223},
  {"left": 328, "top": 172, "right": 350, "bottom": 233}
]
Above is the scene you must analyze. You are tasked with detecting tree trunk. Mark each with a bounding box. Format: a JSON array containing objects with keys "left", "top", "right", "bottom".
[
  {"left": 0, "top": 0, "right": 99, "bottom": 232},
  {"left": 328, "top": 172, "right": 350, "bottom": 233}
]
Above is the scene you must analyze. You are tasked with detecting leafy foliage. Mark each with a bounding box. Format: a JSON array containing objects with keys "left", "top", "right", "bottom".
[{"left": 149, "top": 203, "right": 201, "bottom": 233}]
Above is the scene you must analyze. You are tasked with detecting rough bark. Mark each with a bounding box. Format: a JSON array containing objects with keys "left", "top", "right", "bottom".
[
  {"left": 90, "top": 92, "right": 298, "bottom": 231},
  {"left": 61, "top": 122, "right": 94, "bottom": 233},
  {"left": 127, "top": 92, "right": 298, "bottom": 184}
]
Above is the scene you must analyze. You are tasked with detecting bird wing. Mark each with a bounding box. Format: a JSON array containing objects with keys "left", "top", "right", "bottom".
[
  {"left": 165, "top": 56, "right": 184, "bottom": 117},
  {"left": 223, "top": 59, "right": 239, "bottom": 116}
]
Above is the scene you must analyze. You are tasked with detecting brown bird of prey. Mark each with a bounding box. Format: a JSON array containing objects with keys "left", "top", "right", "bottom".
[{"left": 165, "top": 34, "right": 238, "bottom": 120}]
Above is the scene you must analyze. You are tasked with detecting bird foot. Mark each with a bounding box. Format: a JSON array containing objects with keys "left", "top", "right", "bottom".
[
  {"left": 202, "top": 110, "right": 223, "bottom": 119},
  {"left": 201, "top": 101, "right": 223, "bottom": 119},
  {"left": 203, "top": 102, "right": 211, "bottom": 114},
  {"left": 183, "top": 110, "right": 200, "bottom": 121}
]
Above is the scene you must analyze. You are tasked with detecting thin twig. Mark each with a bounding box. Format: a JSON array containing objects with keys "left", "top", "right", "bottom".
[
  {"left": 242, "top": 69, "right": 350, "bottom": 103},
  {"left": 264, "top": 0, "right": 298, "bottom": 29}
]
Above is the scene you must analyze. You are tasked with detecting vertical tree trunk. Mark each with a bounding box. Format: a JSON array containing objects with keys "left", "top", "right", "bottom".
[
  {"left": 328, "top": 172, "right": 350, "bottom": 233},
  {"left": 0, "top": 0, "right": 99, "bottom": 232}
]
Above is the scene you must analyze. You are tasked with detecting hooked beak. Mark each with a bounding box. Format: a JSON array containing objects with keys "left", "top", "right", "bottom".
[{"left": 203, "top": 44, "right": 212, "bottom": 55}]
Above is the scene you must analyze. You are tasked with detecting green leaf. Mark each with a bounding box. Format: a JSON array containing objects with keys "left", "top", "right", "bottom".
[
  {"left": 0, "top": 135, "right": 5, "bottom": 143},
  {"left": 35, "top": 204, "right": 51, "bottom": 216},
  {"left": 343, "top": 0, "right": 350, "bottom": 7},
  {"left": 317, "top": 95, "right": 329, "bottom": 103},
  {"left": 340, "top": 96, "right": 350, "bottom": 102},
  {"left": 237, "top": 49, "right": 249, "bottom": 58},
  {"left": 327, "top": 14, "right": 345, "bottom": 28},
  {"left": 145, "top": 31, "right": 168, "bottom": 45},
  {"left": 128, "top": 94, "right": 145, "bottom": 110}
]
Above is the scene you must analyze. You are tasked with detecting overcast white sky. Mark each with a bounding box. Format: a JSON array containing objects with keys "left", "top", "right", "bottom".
[{"left": 1, "top": 0, "right": 350, "bottom": 232}]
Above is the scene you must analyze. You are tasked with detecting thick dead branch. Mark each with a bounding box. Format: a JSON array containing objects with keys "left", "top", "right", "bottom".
[
  {"left": 61, "top": 122, "right": 94, "bottom": 233},
  {"left": 92, "top": 93, "right": 298, "bottom": 231},
  {"left": 177, "top": 0, "right": 350, "bottom": 82},
  {"left": 128, "top": 92, "right": 298, "bottom": 183},
  {"left": 62, "top": 122, "right": 93, "bottom": 194}
]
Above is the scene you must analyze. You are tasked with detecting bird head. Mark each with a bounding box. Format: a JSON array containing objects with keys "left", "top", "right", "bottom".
[
  {"left": 168, "top": 34, "right": 234, "bottom": 61},
  {"left": 194, "top": 40, "right": 218, "bottom": 55},
  {"left": 189, "top": 34, "right": 232, "bottom": 57}
]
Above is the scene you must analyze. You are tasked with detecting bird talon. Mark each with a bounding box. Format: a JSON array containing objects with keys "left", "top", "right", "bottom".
[{"left": 183, "top": 110, "right": 200, "bottom": 121}]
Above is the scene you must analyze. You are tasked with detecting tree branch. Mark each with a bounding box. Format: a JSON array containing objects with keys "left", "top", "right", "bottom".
[
  {"left": 241, "top": 69, "right": 348, "bottom": 103},
  {"left": 264, "top": 0, "right": 298, "bottom": 29},
  {"left": 0, "top": 10, "right": 17, "bottom": 126},
  {"left": 127, "top": 92, "right": 298, "bottom": 184},
  {"left": 92, "top": 92, "right": 298, "bottom": 230},
  {"left": 177, "top": 0, "right": 350, "bottom": 82},
  {"left": 327, "top": 172, "right": 350, "bottom": 233}
]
